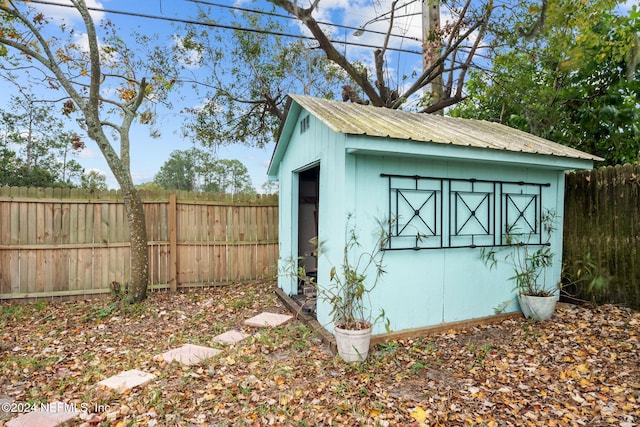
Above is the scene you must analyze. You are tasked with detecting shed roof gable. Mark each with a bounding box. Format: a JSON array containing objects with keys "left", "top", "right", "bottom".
[
  {"left": 290, "top": 94, "right": 602, "bottom": 161},
  {"left": 267, "top": 94, "right": 602, "bottom": 177}
]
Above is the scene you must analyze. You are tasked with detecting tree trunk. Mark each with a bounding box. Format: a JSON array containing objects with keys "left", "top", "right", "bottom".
[
  {"left": 0, "top": 0, "right": 152, "bottom": 301},
  {"left": 121, "top": 181, "right": 149, "bottom": 302},
  {"left": 85, "top": 124, "right": 150, "bottom": 302},
  {"left": 423, "top": 0, "right": 444, "bottom": 115}
]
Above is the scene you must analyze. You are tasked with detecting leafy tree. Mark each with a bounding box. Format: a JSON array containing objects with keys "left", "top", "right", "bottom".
[
  {"left": 261, "top": 180, "right": 279, "bottom": 195},
  {"left": 191, "top": 148, "right": 220, "bottom": 192},
  {"left": 79, "top": 170, "right": 108, "bottom": 191},
  {"left": 213, "top": 159, "right": 255, "bottom": 195},
  {"left": 1, "top": 95, "right": 85, "bottom": 187},
  {"left": 0, "top": 0, "right": 180, "bottom": 301},
  {"left": 154, "top": 149, "right": 197, "bottom": 191},
  {"left": 270, "top": 0, "right": 494, "bottom": 111},
  {"left": 451, "top": 1, "right": 640, "bottom": 165},
  {"left": 153, "top": 148, "right": 255, "bottom": 195},
  {"left": 182, "top": 0, "right": 495, "bottom": 148},
  {"left": 136, "top": 181, "right": 164, "bottom": 191},
  {"left": 0, "top": 148, "right": 59, "bottom": 187},
  {"left": 0, "top": 146, "right": 20, "bottom": 186},
  {"left": 180, "top": 9, "right": 346, "bottom": 149}
]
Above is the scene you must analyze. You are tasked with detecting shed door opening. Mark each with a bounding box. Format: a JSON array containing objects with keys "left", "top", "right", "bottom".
[{"left": 296, "top": 165, "right": 319, "bottom": 312}]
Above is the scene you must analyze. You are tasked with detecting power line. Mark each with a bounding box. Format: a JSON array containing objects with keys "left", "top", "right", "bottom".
[
  {"left": 20, "top": 0, "right": 422, "bottom": 55},
  {"left": 359, "top": 0, "right": 420, "bottom": 27},
  {"left": 187, "top": 0, "right": 419, "bottom": 42}
]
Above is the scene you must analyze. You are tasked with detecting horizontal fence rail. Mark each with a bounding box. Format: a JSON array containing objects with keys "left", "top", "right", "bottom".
[{"left": 0, "top": 187, "right": 279, "bottom": 301}]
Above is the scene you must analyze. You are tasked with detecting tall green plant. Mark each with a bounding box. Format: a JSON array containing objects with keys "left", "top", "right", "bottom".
[
  {"left": 323, "top": 217, "right": 389, "bottom": 330},
  {"left": 481, "top": 209, "right": 558, "bottom": 297},
  {"left": 294, "top": 215, "right": 391, "bottom": 331}
]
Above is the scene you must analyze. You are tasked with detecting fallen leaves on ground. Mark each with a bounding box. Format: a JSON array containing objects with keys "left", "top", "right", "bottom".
[{"left": 1, "top": 281, "right": 639, "bottom": 426}]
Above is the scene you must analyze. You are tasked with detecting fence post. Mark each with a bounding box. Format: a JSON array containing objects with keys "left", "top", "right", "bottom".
[{"left": 169, "top": 193, "right": 178, "bottom": 292}]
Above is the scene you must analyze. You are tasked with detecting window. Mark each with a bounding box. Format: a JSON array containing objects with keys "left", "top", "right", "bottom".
[{"left": 381, "top": 174, "right": 550, "bottom": 250}]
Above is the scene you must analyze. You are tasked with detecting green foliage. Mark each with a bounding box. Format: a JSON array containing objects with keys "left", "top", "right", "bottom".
[
  {"left": 452, "top": 1, "right": 640, "bottom": 165},
  {"left": 299, "top": 214, "right": 391, "bottom": 331},
  {"left": 269, "top": 0, "right": 495, "bottom": 113},
  {"left": 562, "top": 252, "right": 609, "bottom": 303},
  {"left": 481, "top": 209, "right": 558, "bottom": 297},
  {"left": 212, "top": 159, "right": 255, "bottom": 195},
  {"left": 84, "top": 302, "right": 118, "bottom": 322},
  {"left": 154, "top": 149, "right": 198, "bottom": 191},
  {"left": 136, "top": 181, "right": 164, "bottom": 191},
  {"left": 154, "top": 148, "right": 255, "bottom": 194},
  {"left": 0, "top": 95, "right": 85, "bottom": 188},
  {"left": 110, "top": 281, "right": 129, "bottom": 302},
  {"left": 179, "top": 7, "right": 344, "bottom": 148},
  {"left": 79, "top": 170, "right": 108, "bottom": 190}
]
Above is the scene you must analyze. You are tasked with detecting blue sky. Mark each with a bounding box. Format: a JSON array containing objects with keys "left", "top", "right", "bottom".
[
  {"left": 0, "top": 0, "right": 428, "bottom": 190},
  {"left": 2, "top": 0, "right": 634, "bottom": 190}
]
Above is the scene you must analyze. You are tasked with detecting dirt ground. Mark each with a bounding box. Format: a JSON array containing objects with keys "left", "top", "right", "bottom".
[{"left": 1, "top": 281, "right": 639, "bottom": 426}]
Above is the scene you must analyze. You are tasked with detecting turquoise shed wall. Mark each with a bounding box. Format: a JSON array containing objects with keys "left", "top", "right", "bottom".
[
  {"left": 273, "top": 102, "right": 580, "bottom": 336},
  {"left": 304, "top": 149, "right": 567, "bottom": 334},
  {"left": 343, "top": 149, "right": 567, "bottom": 334},
  {"left": 274, "top": 109, "right": 350, "bottom": 310}
]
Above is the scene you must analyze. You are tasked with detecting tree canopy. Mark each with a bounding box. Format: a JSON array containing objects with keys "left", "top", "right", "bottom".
[
  {"left": 0, "top": 0, "right": 184, "bottom": 301},
  {"left": 179, "top": 7, "right": 346, "bottom": 149},
  {"left": 185, "top": 0, "right": 638, "bottom": 164},
  {"left": 451, "top": 0, "right": 640, "bottom": 165},
  {"left": 1, "top": 94, "right": 85, "bottom": 188},
  {"left": 180, "top": 0, "right": 495, "bottom": 148},
  {"left": 153, "top": 148, "right": 255, "bottom": 195}
]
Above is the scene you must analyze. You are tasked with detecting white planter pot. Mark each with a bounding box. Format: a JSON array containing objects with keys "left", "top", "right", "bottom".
[
  {"left": 334, "top": 324, "right": 372, "bottom": 362},
  {"left": 518, "top": 294, "right": 557, "bottom": 321}
]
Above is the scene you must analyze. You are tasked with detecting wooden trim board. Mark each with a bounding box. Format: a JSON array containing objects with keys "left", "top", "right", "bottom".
[{"left": 275, "top": 287, "right": 523, "bottom": 354}]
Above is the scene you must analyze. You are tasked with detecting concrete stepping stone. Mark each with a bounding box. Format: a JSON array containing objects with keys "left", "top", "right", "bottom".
[
  {"left": 244, "top": 312, "right": 293, "bottom": 328},
  {"left": 97, "top": 369, "right": 156, "bottom": 393},
  {"left": 213, "top": 329, "right": 251, "bottom": 345},
  {"left": 7, "top": 401, "right": 78, "bottom": 427},
  {"left": 160, "top": 344, "right": 222, "bottom": 366}
]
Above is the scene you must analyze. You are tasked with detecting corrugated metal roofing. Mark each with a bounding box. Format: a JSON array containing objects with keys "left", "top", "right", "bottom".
[{"left": 289, "top": 94, "right": 603, "bottom": 161}]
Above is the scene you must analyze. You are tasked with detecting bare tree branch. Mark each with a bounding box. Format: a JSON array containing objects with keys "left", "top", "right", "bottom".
[{"left": 269, "top": 0, "right": 384, "bottom": 106}]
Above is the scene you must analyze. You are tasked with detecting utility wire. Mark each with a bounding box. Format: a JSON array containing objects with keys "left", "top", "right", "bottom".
[
  {"left": 187, "top": 0, "right": 420, "bottom": 42},
  {"left": 360, "top": 0, "right": 420, "bottom": 27},
  {"left": 20, "top": 0, "right": 422, "bottom": 55}
]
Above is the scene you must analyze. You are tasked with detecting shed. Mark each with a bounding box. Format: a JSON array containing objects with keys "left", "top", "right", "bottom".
[{"left": 268, "top": 94, "right": 602, "bottom": 335}]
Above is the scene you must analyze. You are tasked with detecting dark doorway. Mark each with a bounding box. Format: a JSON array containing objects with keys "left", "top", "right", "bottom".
[{"left": 296, "top": 165, "right": 319, "bottom": 312}]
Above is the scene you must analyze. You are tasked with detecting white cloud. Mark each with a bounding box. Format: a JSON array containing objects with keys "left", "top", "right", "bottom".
[
  {"left": 617, "top": 0, "right": 635, "bottom": 14},
  {"left": 85, "top": 167, "right": 106, "bottom": 177},
  {"left": 76, "top": 146, "right": 99, "bottom": 159},
  {"left": 32, "top": 0, "right": 106, "bottom": 24},
  {"left": 132, "top": 171, "right": 155, "bottom": 185},
  {"left": 71, "top": 32, "right": 119, "bottom": 65},
  {"left": 172, "top": 35, "right": 203, "bottom": 69}
]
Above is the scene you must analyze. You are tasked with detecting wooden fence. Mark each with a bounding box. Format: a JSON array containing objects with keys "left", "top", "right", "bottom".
[
  {"left": 0, "top": 187, "right": 279, "bottom": 301},
  {"left": 563, "top": 163, "right": 640, "bottom": 310}
]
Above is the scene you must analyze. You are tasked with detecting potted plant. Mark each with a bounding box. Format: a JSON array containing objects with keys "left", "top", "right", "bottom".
[
  {"left": 481, "top": 209, "right": 559, "bottom": 321},
  {"left": 300, "top": 215, "right": 390, "bottom": 362}
]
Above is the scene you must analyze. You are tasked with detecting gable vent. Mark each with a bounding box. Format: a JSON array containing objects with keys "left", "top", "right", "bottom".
[{"left": 300, "top": 115, "right": 310, "bottom": 133}]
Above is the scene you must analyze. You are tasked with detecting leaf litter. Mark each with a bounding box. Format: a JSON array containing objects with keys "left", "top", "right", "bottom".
[{"left": 1, "top": 281, "right": 638, "bottom": 426}]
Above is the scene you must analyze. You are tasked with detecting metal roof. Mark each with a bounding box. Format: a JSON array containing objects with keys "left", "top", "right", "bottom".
[{"left": 288, "top": 94, "right": 603, "bottom": 161}]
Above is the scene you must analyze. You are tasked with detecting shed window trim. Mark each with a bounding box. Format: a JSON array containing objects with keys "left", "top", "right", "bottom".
[{"left": 381, "top": 173, "right": 550, "bottom": 251}]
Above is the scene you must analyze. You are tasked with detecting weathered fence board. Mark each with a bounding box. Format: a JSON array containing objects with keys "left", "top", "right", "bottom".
[
  {"left": 564, "top": 163, "right": 640, "bottom": 309},
  {"left": 0, "top": 187, "right": 278, "bottom": 301}
]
